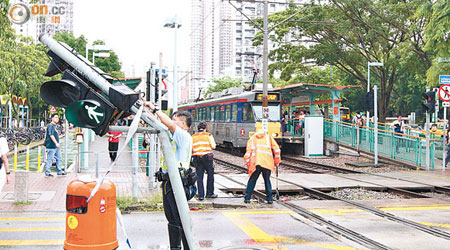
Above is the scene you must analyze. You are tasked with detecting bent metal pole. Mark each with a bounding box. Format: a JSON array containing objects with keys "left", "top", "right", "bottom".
[
  {"left": 39, "top": 33, "right": 197, "bottom": 250},
  {"left": 133, "top": 105, "right": 198, "bottom": 250}
]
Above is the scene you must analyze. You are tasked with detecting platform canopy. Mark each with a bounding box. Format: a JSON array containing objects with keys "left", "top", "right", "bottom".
[{"left": 274, "top": 83, "right": 361, "bottom": 120}]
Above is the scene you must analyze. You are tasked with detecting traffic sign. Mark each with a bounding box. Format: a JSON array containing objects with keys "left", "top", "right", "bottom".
[
  {"left": 440, "top": 75, "right": 450, "bottom": 84},
  {"left": 438, "top": 84, "right": 450, "bottom": 102},
  {"left": 443, "top": 102, "right": 450, "bottom": 108},
  {"left": 49, "top": 106, "right": 57, "bottom": 113}
]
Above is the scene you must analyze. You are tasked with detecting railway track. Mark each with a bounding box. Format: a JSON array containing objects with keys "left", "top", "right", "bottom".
[
  {"left": 283, "top": 155, "right": 450, "bottom": 200},
  {"left": 213, "top": 156, "right": 450, "bottom": 244}
]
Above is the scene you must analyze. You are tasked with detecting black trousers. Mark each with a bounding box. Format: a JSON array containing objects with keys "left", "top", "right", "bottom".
[
  {"left": 108, "top": 142, "right": 119, "bottom": 161},
  {"left": 162, "top": 180, "right": 189, "bottom": 249},
  {"left": 193, "top": 155, "right": 214, "bottom": 198}
]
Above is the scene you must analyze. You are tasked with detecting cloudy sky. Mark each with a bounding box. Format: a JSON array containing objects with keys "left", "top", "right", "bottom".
[{"left": 73, "top": 0, "right": 192, "bottom": 78}]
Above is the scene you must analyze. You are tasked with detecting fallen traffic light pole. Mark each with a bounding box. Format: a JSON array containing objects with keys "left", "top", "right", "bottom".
[{"left": 39, "top": 33, "right": 198, "bottom": 250}]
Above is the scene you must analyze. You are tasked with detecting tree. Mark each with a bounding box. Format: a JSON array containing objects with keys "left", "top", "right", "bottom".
[
  {"left": 53, "top": 32, "right": 124, "bottom": 78},
  {"left": 254, "top": 0, "right": 432, "bottom": 121},
  {"left": 92, "top": 40, "right": 124, "bottom": 78},
  {"left": 418, "top": 0, "right": 450, "bottom": 85},
  {"left": 0, "top": 34, "right": 51, "bottom": 124},
  {"left": 203, "top": 76, "right": 245, "bottom": 97}
]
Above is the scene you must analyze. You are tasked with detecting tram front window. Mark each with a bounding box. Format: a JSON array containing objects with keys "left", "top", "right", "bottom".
[{"left": 252, "top": 104, "right": 281, "bottom": 121}]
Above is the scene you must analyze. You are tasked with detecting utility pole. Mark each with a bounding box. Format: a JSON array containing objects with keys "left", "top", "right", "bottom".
[{"left": 262, "top": 0, "right": 269, "bottom": 132}]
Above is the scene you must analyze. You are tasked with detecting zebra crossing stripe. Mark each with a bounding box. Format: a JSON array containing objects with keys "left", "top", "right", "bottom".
[
  {"left": 0, "top": 239, "right": 64, "bottom": 245},
  {"left": 0, "top": 227, "right": 64, "bottom": 232}
]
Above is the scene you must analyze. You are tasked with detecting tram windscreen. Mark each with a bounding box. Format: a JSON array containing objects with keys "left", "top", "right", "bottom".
[{"left": 252, "top": 104, "right": 281, "bottom": 121}]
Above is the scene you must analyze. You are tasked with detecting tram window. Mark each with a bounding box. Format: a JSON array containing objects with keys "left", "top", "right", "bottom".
[
  {"left": 206, "top": 107, "right": 211, "bottom": 120},
  {"left": 242, "top": 103, "right": 254, "bottom": 122},
  {"left": 252, "top": 104, "right": 281, "bottom": 121},
  {"left": 219, "top": 106, "right": 225, "bottom": 121},
  {"left": 231, "top": 104, "right": 237, "bottom": 121},
  {"left": 201, "top": 108, "right": 205, "bottom": 120},
  {"left": 211, "top": 107, "right": 215, "bottom": 121},
  {"left": 192, "top": 109, "right": 197, "bottom": 121},
  {"left": 226, "top": 105, "right": 231, "bottom": 122}
]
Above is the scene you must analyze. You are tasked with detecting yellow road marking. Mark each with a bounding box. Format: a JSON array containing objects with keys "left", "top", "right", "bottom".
[
  {"left": 409, "top": 171, "right": 450, "bottom": 181},
  {"left": 223, "top": 211, "right": 360, "bottom": 250},
  {"left": 223, "top": 212, "right": 277, "bottom": 243},
  {"left": 419, "top": 222, "right": 450, "bottom": 228},
  {"left": 309, "top": 204, "right": 450, "bottom": 215},
  {"left": 0, "top": 217, "right": 65, "bottom": 221},
  {"left": 0, "top": 227, "right": 64, "bottom": 232},
  {"left": 0, "top": 240, "right": 64, "bottom": 245}
]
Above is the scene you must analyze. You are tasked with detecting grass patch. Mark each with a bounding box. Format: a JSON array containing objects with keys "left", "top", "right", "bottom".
[
  {"left": 13, "top": 201, "right": 32, "bottom": 206},
  {"left": 117, "top": 193, "right": 163, "bottom": 212}
]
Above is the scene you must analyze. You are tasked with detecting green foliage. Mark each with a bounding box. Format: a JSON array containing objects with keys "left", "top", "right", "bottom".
[
  {"left": 417, "top": 0, "right": 450, "bottom": 85},
  {"left": 116, "top": 194, "right": 163, "bottom": 212},
  {"left": 203, "top": 76, "right": 246, "bottom": 97},
  {"left": 252, "top": 0, "right": 433, "bottom": 121},
  {"left": 53, "top": 33, "right": 124, "bottom": 78}
]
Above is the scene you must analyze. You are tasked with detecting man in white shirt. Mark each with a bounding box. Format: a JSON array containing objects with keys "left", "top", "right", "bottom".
[{"left": 142, "top": 100, "right": 193, "bottom": 250}]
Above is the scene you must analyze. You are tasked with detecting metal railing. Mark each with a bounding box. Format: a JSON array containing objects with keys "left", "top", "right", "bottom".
[
  {"left": 285, "top": 119, "right": 304, "bottom": 137},
  {"left": 324, "top": 119, "right": 435, "bottom": 168}
]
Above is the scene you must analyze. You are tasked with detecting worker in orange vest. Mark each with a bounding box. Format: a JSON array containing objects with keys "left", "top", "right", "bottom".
[
  {"left": 243, "top": 129, "right": 281, "bottom": 204},
  {"left": 192, "top": 121, "right": 217, "bottom": 201}
]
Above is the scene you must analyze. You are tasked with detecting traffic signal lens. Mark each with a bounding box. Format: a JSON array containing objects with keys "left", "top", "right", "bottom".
[
  {"left": 66, "top": 100, "right": 106, "bottom": 128},
  {"left": 40, "top": 79, "right": 80, "bottom": 108}
]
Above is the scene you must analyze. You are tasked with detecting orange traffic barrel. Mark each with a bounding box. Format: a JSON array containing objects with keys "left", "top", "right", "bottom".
[{"left": 64, "top": 177, "right": 118, "bottom": 250}]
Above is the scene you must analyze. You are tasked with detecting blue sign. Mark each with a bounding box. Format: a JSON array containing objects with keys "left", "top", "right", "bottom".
[{"left": 440, "top": 75, "right": 450, "bottom": 84}]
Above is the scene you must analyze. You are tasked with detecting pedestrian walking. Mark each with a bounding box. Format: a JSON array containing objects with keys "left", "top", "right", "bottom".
[
  {"left": 392, "top": 115, "right": 404, "bottom": 153},
  {"left": 0, "top": 135, "right": 11, "bottom": 191},
  {"left": 243, "top": 129, "right": 281, "bottom": 204},
  {"left": 44, "top": 114, "right": 65, "bottom": 177},
  {"left": 192, "top": 121, "right": 217, "bottom": 201},
  {"left": 143, "top": 100, "right": 194, "bottom": 250},
  {"left": 106, "top": 122, "right": 122, "bottom": 162}
]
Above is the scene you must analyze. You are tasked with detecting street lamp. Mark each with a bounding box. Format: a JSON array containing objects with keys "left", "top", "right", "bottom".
[
  {"left": 92, "top": 52, "right": 110, "bottom": 65},
  {"left": 367, "top": 61, "right": 383, "bottom": 165},
  {"left": 367, "top": 62, "right": 383, "bottom": 93},
  {"left": 367, "top": 61, "right": 383, "bottom": 124},
  {"left": 164, "top": 16, "right": 182, "bottom": 112},
  {"left": 85, "top": 44, "right": 111, "bottom": 64}
]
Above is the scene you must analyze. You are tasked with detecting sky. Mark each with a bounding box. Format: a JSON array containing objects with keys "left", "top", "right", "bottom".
[{"left": 73, "top": 0, "right": 192, "bottom": 78}]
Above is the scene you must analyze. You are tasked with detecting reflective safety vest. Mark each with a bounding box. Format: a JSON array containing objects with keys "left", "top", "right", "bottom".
[
  {"left": 244, "top": 130, "right": 281, "bottom": 176},
  {"left": 161, "top": 132, "right": 192, "bottom": 172},
  {"left": 192, "top": 131, "right": 214, "bottom": 156}
]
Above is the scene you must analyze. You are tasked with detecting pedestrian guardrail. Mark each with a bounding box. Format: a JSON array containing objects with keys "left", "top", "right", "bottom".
[{"left": 324, "top": 119, "right": 435, "bottom": 168}]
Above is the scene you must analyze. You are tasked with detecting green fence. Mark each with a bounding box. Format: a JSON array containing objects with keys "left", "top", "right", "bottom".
[
  {"left": 324, "top": 120, "right": 435, "bottom": 168},
  {"left": 286, "top": 119, "right": 304, "bottom": 137}
]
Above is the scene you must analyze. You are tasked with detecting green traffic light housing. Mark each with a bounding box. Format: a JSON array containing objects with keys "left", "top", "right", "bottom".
[{"left": 66, "top": 100, "right": 106, "bottom": 128}]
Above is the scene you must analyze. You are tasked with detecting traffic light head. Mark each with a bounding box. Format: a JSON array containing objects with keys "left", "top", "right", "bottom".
[
  {"left": 365, "top": 91, "right": 374, "bottom": 113},
  {"left": 39, "top": 35, "right": 139, "bottom": 136},
  {"left": 422, "top": 91, "right": 436, "bottom": 113},
  {"left": 154, "top": 70, "right": 160, "bottom": 103}
]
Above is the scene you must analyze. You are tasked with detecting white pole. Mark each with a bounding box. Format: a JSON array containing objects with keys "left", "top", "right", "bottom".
[
  {"left": 8, "top": 102, "right": 11, "bottom": 129},
  {"left": 64, "top": 116, "right": 68, "bottom": 170},
  {"left": 374, "top": 85, "right": 378, "bottom": 165},
  {"left": 132, "top": 133, "right": 139, "bottom": 199},
  {"left": 443, "top": 106, "right": 447, "bottom": 171},
  {"left": 173, "top": 20, "right": 179, "bottom": 112}
]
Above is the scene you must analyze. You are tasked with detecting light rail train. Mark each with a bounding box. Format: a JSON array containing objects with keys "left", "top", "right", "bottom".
[{"left": 179, "top": 87, "right": 282, "bottom": 150}]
